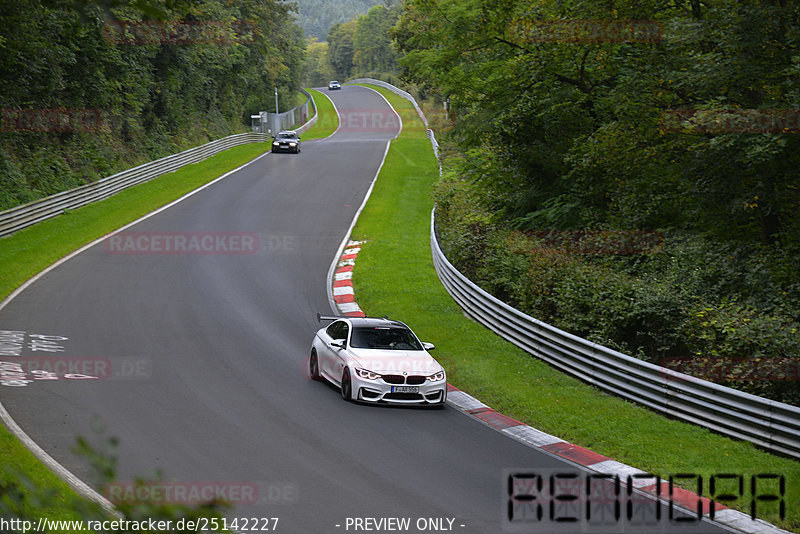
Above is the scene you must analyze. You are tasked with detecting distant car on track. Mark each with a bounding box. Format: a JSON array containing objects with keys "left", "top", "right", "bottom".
[
  {"left": 310, "top": 314, "right": 447, "bottom": 406},
  {"left": 271, "top": 130, "right": 301, "bottom": 153},
  {"left": 328, "top": 80, "right": 341, "bottom": 90}
]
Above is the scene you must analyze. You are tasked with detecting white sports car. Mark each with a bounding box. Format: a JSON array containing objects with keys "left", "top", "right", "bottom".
[{"left": 309, "top": 314, "right": 447, "bottom": 406}]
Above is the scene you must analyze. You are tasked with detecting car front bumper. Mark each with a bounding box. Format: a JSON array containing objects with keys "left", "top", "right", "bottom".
[
  {"left": 352, "top": 376, "right": 447, "bottom": 405},
  {"left": 272, "top": 144, "right": 298, "bottom": 153}
]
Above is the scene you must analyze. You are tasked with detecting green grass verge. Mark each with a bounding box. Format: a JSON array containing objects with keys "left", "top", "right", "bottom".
[
  {"left": 300, "top": 89, "right": 338, "bottom": 140},
  {"left": 350, "top": 84, "right": 800, "bottom": 532},
  {"left": 292, "top": 90, "right": 308, "bottom": 109},
  {"left": 0, "top": 141, "right": 271, "bottom": 519},
  {"left": 0, "top": 429, "right": 95, "bottom": 521}
]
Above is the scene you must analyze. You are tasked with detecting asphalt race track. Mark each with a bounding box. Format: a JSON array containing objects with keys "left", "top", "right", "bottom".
[{"left": 0, "top": 86, "right": 728, "bottom": 533}]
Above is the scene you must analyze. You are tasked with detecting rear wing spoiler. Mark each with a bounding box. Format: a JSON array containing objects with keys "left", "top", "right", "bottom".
[
  {"left": 316, "top": 313, "right": 396, "bottom": 323},
  {"left": 317, "top": 313, "right": 347, "bottom": 322}
]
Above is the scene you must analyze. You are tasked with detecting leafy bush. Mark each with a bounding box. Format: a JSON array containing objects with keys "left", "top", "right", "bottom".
[
  {"left": 0, "top": 148, "right": 35, "bottom": 208},
  {"left": 1, "top": 436, "right": 228, "bottom": 533},
  {"left": 434, "top": 147, "right": 800, "bottom": 405},
  {"left": 680, "top": 302, "right": 800, "bottom": 404}
]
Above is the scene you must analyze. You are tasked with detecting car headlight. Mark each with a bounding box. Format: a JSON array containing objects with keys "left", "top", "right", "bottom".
[
  {"left": 426, "top": 371, "right": 446, "bottom": 382},
  {"left": 272, "top": 141, "right": 279, "bottom": 145},
  {"left": 355, "top": 368, "right": 381, "bottom": 381},
  {"left": 289, "top": 142, "right": 297, "bottom": 146}
]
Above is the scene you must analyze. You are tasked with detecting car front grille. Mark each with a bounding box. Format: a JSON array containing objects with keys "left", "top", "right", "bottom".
[
  {"left": 382, "top": 374, "right": 427, "bottom": 385},
  {"left": 382, "top": 374, "right": 405, "bottom": 384}
]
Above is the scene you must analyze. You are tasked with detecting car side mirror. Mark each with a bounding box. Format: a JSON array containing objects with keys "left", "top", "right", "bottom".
[
  {"left": 422, "top": 342, "right": 435, "bottom": 351},
  {"left": 331, "top": 340, "right": 345, "bottom": 349}
]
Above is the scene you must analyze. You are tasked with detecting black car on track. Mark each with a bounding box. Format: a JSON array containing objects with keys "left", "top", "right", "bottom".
[{"left": 271, "top": 130, "right": 301, "bottom": 154}]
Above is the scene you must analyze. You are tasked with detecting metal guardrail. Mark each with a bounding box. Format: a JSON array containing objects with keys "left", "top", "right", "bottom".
[
  {"left": 348, "top": 78, "right": 429, "bottom": 126},
  {"left": 348, "top": 77, "right": 800, "bottom": 459},
  {"left": 347, "top": 78, "right": 442, "bottom": 160},
  {"left": 347, "top": 78, "right": 439, "bottom": 159},
  {"left": 0, "top": 132, "right": 270, "bottom": 237},
  {"left": 255, "top": 89, "right": 316, "bottom": 136},
  {"left": 430, "top": 209, "right": 800, "bottom": 459},
  {"left": 296, "top": 88, "right": 318, "bottom": 135}
]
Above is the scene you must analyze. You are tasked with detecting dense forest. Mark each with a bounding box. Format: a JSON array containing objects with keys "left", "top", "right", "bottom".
[
  {"left": 0, "top": 0, "right": 304, "bottom": 211},
  {"left": 301, "top": 2, "right": 400, "bottom": 86},
  {"left": 293, "top": 0, "right": 384, "bottom": 39},
  {"left": 393, "top": 0, "right": 800, "bottom": 405}
]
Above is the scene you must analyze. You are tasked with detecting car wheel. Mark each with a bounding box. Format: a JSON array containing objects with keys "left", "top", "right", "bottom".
[
  {"left": 341, "top": 367, "right": 352, "bottom": 401},
  {"left": 309, "top": 350, "right": 321, "bottom": 381}
]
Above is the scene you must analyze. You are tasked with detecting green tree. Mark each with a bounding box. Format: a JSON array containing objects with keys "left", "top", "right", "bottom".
[
  {"left": 327, "top": 19, "right": 357, "bottom": 78},
  {"left": 294, "top": 0, "right": 384, "bottom": 39},
  {"left": 0, "top": 0, "right": 306, "bottom": 210},
  {"left": 302, "top": 38, "right": 336, "bottom": 86},
  {"left": 353, "top": 4, "right": 399, "bottom": 74},
  {"left": 395, "top": 0, "right": 800, "bottom": 246}
]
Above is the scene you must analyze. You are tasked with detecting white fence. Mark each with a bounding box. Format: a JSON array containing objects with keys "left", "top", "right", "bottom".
[{"left": 253, "top": 88, "right": 316, "bottom": 136}]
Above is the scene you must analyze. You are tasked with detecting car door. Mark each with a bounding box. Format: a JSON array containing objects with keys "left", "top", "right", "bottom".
[
  {"left": 331, "top": 322, "right": 350, "bottom": 383},
  {"left": 321, "top": 321, "right": 347, "bottom": 380}
]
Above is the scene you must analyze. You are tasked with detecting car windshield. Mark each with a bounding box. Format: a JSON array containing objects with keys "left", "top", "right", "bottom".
[
  {"left": 277, "top": 133, "right": 295, "bottom": 139},
  {"left": 349, "top": 326, "right": 423, "bottom": 350}
]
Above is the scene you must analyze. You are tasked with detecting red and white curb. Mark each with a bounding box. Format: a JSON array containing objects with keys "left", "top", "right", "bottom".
[
  {"left": 329, "top": 244, "right": 790, "bottom": 534},
  {"left": 447, "top": 383, "right": 792, "bottom": 533},
  {"left": 332, "top": 240, "right": 366, "bottom": 317}
]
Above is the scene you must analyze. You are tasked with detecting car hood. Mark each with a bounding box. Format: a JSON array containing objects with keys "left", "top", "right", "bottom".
[{"left": 348, "top": 348, "right": 443, "bottom": 375}]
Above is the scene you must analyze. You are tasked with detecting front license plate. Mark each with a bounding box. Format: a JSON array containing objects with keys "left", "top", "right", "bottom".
[{"left": 391, "top": 386, "right": 419, "bottom": 393}]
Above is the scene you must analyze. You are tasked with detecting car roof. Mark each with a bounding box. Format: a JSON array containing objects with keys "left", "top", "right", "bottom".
[
  {"left": 336, "top": 317, "right": 409, "bottom": 329},
  {"left": 277, "top": 130, "right": 297, "bottom": 135}
]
